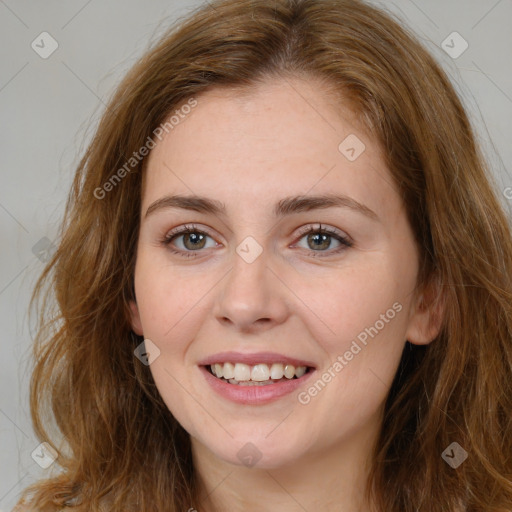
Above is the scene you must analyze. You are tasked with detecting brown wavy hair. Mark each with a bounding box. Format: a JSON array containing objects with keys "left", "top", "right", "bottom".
[{"left": 14, "top": 0, "right": 512, "bottom": 510}]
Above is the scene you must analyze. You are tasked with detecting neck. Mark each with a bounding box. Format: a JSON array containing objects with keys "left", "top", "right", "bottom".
[{"left": 190, "top": 408, "right": 382, "bottom": 512}]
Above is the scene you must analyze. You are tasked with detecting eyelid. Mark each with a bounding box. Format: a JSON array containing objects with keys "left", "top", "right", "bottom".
[
  {"left": 163, "top": 223, "right": 219, "bottom": 241},
  {"left": 161, "top": 222, "right": 353, "bottom": 258},
  {"left": 163, "top": 222, "right": 350, "bottom": 239},
  {"left": 290, "top": 223, "right": 353, "bottom": 255},
  {"left": 294, "top": 223, "right": 351, "bottom": 241},
  {"left": 160, "top": 223, "right": 219, "bottom": 259}
]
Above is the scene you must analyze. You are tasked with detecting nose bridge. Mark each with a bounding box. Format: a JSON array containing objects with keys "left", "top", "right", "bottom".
[{"left": 213, "top": 237, "right": 288, "bottom": 330}]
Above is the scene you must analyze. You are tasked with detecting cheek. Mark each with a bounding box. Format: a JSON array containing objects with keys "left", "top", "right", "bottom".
[
  {"left": 133, "top": 255, "right": 210, "bottom": 340},
  {"left": 294, "top": 269, "right": 409, "bottom": 438},
  {"left": 301, "top": 263, "right": 406, "bottom": 350}
]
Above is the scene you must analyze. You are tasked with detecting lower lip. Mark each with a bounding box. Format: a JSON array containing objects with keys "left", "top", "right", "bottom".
[{"left": 199, "top": 365, "right": 316, "bottom": 405}]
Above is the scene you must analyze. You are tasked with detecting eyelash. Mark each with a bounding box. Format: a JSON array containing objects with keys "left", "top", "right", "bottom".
[{"left": 160, "top": 223, "right": 353, "bottom": 259}]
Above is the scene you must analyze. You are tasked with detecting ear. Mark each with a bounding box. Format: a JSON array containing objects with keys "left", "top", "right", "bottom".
[
  {"left": 405, "top": 274, "right": 446, "bottom": 345},
  {"left": 129, "top": 299, "right": 144, "bottom": 336}
]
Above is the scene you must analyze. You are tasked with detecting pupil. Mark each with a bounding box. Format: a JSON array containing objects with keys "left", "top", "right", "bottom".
[
  {"left": 185, "top": 233, "right": 205, "bottom": 249},
  {"left": 309, "top": 233, "right": 329, "bottom": 250}
]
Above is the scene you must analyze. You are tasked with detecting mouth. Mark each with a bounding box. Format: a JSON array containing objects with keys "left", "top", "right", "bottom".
[
  {"left": 199, "top": 359, "right": 316, "bottom": 405},
  {"left": 204, "top": 362, "right": 315, "bottom": 386}
]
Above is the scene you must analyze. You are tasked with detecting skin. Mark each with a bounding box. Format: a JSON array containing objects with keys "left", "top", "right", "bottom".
[{"left": 129, "top": 77, "right": 442, "bottom": 512}]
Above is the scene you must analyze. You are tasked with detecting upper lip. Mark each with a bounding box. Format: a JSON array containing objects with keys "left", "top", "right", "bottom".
[{"left": 197, "top": 351, "right": 317, "bottom": 369}]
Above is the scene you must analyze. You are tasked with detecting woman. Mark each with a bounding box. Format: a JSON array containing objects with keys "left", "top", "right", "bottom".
[{"left": 14, "top": 0, "right": 512, "bottom": 510}]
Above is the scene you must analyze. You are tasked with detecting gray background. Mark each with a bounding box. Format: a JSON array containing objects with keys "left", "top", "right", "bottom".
[{"left": 1, "top": 0, "right": 511, "bottom": 509}]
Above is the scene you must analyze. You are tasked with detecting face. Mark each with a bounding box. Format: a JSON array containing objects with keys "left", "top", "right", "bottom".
[{"left": 129, "top": 77, "right": 436, "bottom": 470}]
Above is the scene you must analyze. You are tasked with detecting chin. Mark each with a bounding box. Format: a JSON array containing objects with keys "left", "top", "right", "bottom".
[{"left": 204, "top": 432, "right": 308, "bottom": 470}]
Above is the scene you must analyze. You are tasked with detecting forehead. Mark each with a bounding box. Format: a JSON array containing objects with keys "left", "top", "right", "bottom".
[{"left": 142, "top": 78, "right": 398, "bottom": 221}]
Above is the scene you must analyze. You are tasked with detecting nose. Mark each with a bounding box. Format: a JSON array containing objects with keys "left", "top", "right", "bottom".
[{"left": 212, "top": 244, "right": 290, "bottom": 333}]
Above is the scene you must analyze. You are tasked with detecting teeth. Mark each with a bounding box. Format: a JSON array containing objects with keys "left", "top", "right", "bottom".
[
  {"left": 209, "top": 362, "right": 309, "bottom": 382},
  {"left": 284, "top": 364, "right": 295, "bottom": 379},
  {"left": 295, "top": 366, "right": 306, "bottom": 378},
  {"left": 233, "top": 363, "right": 251, "bottom": 381},
  {"left": 251, "top": 364, "right": 270, "bottom": 381},
  {"left": 214, "top": 363, "right": 224, "bottom": 378},
  {"left": 270, "top": 363, "right": 284, "bottom": 379},
  {"left": 222, "top": 362, "right": 235, "bottom": 379},
  {"left": 228, "top": 378, "right": 276, "bottom": 386}
]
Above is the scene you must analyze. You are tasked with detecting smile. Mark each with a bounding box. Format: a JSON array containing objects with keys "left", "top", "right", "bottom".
[
  {"left": 208, "top": 362, "right": 310, "bottom": 385},
  {"left": 199, "top": 363, "right": 316, "bottom": 405}
]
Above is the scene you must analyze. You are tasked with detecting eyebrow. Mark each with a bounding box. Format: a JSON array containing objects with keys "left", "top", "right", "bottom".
[{"left": 144, "top": 193, "right": 379, "bottom": 222}]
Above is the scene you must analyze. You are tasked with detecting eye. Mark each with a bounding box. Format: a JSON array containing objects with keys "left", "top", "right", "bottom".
[
  {"left": 160, "top": 224, "right": 218, "bottom": 258},
  {"left": 293, "top": 224, "right": 353, "bottom": 257},
  {"left": 160, "top": 223, "right": 353, "bottom": 259}
]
